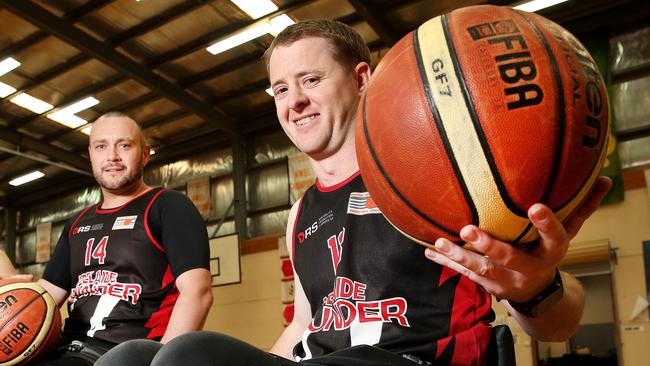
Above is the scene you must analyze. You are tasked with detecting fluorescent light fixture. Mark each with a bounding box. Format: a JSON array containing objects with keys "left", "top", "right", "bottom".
[
  {"left": 47, "top": 96, "right": 99, "bottom": 128},
  {"left": 9, "top": 170, "right": 45, "bottom": 186},
  {"left": 269, "top": 14, "right": 294, "bottom": 36},
  {"left": 265, "top": 87, "right": 273, "bottom": 96},
  {"left": 206, "top": 14, "right": 294, "bottom": 55},
  {"left": 513, "top": 0, "right": 568, "bottom": 12},
  {"left": 0, "top": 81, "right": 17, "bottom": 98},
  {"left": 0, "top": 57, "right": 20, "bottom": 77},
  {"left": 48, "top": 113, "right": 88, "bottom": 128},
  {"left": 207, "top": 25, "right": 269, "bottom": 55},
  {"left": 80, "top": 125, "right": 92, "bottom": 135},
  {"left": 56, "top": 97, "right": 99, "bottom": 115},
  {"left": 10, "top": 93, "right": 54, "bottom": 114},
  {"left": 232, "top": 0, "right": 277, "bottom": 19}
]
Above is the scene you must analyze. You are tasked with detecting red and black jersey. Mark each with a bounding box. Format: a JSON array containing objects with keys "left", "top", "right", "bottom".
[
  {"left": 43, "top": 188, "right": 209, "bottom": 344},
  {"left": 291, "top": 172, "right": 493, "bottom": 365}
]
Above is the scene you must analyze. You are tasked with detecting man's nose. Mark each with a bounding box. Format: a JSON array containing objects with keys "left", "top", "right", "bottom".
[
  {"left": 107, "top": 146, "right": 120, "bottom": 161},
  {"left": 287, "top": 88, "right": 308, "bottom": 110}
]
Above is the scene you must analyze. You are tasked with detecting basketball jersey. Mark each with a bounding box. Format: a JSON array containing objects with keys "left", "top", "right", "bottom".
[
  {"left": 292, "top": 172, "right": 494, "bottom": 365},
  {"left": 62, "top": 188, "right": 177, "bottom": 343}
]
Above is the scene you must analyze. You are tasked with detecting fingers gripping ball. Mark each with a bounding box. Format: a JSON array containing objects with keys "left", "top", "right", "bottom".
[
  {"left": 356, "top": 5, "right": 609, "bottom": 247},
  {"left": 0, "top": 279, "right": 61, "bottom": 365}
]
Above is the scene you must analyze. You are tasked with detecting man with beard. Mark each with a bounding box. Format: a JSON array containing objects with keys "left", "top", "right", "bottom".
[{"left": 0, "top": 112, "right": 213, "bottom": 365}]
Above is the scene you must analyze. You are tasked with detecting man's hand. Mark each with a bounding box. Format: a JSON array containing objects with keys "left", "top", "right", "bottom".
[{"left": 424, "top": 176, "right": 612, "bottom": 303}]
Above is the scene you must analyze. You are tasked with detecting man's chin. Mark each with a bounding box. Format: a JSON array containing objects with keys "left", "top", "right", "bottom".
[{"left": 98, "top": 178, "right": 131, "bottom": 191}]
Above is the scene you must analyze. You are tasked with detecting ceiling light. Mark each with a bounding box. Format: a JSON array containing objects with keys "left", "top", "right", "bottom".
[
  {"left": 513, "top": 0, "right": 568, "bottom": 12},
  {"left": 0, "top": 81, "right": 17, "bottom": 98},
  {"left": 207, "top": 24, "right": 270, "bottom": 55},
  {"left": 56, "top": 97, "right": 99, "bottom": 115},
  {"left": 206, "top": 14, "right": 294, "bottom": 56},
  {"left": 9, "top": 170, "right": 45, "bottom": 186},
  {"left": 48, "top": 113, "right": 88, "bottom": 128},
  {"left": 265, "top": 87, "right": 273, "bottom": 96},
  {"left": 0, "top": 57, "right": 20, "bottom": 77},
  {"left": 80, "top": 125, "right": 92, "bottom": 135},
  {"left": 47, "top": 96, "right": 99, "bottom": 128},
  {"left": 231, "top": 0, "right": 278, "bottom": 19},
  {"left": 10, "top": 93, "right": 54, "bottom": 114},
  {"left": 269, "top": 14, "right": 294, "bottom": 36},
  {"left": 150, "top": 149, "right": 156, "bottom": 155}
]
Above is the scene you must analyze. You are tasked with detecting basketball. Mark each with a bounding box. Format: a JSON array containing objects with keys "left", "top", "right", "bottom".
[
  {"left": 0, "top": 279, "right": 61, "bottom": 365},
  {"left": 356, "top": 5, "right": 609, "bottom": 247}
]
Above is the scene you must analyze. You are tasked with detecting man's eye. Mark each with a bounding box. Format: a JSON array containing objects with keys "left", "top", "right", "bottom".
[
  {"left": 275, "top": 87, "right": 288, "bottom": 96},
  {"left": 305, "top": 77, "right": 318, "bottom": 86}
]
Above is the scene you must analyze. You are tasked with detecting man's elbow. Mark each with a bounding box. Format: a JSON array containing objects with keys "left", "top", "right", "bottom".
[
  {"left": 200, "top": 287, "right": 214, "bottom": 310},
  {"left": 177, "top": 269, "right": 214, "bottom": 311},
  {"left": 191, "top": 277, "right": 214, "bottom": 311}
]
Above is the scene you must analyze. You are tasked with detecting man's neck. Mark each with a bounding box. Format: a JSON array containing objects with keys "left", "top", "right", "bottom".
[
  {"left": 100, "top": 181, "right": 151, "bottom": 209},
  {"left": 309, "top": 139, "right": 360, "bottom": 187}
]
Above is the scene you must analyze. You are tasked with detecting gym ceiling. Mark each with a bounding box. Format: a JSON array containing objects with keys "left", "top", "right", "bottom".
[{"left": 0, "top": 0, "right": 647, "bottom": 208}]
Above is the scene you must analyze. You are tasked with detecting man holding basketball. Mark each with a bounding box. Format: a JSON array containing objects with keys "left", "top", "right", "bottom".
[
  {"left": 0, "top": 112, "right": 213, "bottom": 365},
  {"left": 96, "top": 20, "right": 611, "bottom": 366}
]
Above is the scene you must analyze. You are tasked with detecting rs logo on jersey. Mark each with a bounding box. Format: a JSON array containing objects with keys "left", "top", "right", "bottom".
[
  {"left": 73, "top": 225, "right": 91, "bottom": 234},
  {"left": 297, "top": 221, "right": 318, "bottom": 244},
  {"left": 72, "top": 223, "right": 104, "bottom": 235}
]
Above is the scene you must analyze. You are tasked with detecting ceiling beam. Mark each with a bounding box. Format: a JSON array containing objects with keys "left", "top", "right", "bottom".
[
  {"left": 0, "top": 0, "right": 238, "bottom": 136},
  {"left": 141, "top": 109, "right": 193, "bottom": 130},
  {"left": 110, "top": 0, "right": 211, "bottom": 44},
  {"left": 0, "top": 146, "right": 91, "bottom": 178},
  {"left": 347, "top": 0, "right": 400, "bottom": 46},
  {"left": 0, "top": 0, "right": 114, "bottom": 61},
  {"left": 617, "top": 125, "right": 650, "bottom": 143},
  {"left": 179, "top": 50, "right": 266, "bottom": 87},
  {"left": 0, "top": 124, "right": 90, "bottom": 172},
  {"left": 63, "top": 0, "right": 115, "bottom": 21}
]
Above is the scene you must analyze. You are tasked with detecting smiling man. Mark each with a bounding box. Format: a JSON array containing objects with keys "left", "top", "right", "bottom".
[
  {"left": 95, "top": 20, "right": 611, "bottom": 366},
  {"left": 0, "top": 112, "right": 213, "bottom": 365}
]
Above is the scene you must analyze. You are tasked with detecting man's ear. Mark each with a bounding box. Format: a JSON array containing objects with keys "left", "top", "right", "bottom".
[
  {"left": 143, "top": 145, "right": 151, "bottom": 166},
  {"left": 355, "top": 62, "right": 372, "bottom": 94}
]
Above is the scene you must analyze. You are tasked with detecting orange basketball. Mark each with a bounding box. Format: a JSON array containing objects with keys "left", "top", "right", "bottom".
[
  {"left": 356, "top": 5, "right": 609, "bottom": 247},
  {"left": 0, "top": 279, "right": 61, "bottom": 365}
]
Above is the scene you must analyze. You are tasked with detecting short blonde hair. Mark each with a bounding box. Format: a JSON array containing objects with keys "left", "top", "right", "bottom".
[{"left": 263, "top": 19, "right": 371, "bottom": 72}]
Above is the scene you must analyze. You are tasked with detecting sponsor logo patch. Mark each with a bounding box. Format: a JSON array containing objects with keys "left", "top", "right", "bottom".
[
  {"left": 112, "top": 215, "right": 138, "bottom": 230},
  {"left": 347, "top": 192, "right": 381, "bottom": 215}
]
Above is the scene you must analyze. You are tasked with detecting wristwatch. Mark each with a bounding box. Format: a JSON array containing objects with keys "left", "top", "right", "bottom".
[{"left": 509, "top": 269, "right": 564, "bottom": 318}]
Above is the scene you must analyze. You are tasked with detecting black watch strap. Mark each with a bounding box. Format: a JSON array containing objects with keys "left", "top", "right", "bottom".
[{"left": 509, "top": 269, "right": 564, "bottom": 318}]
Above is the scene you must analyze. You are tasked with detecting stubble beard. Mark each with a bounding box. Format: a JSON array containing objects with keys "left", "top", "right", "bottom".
[{"left": 94, "top": 159, "right": 144, "bottom": 193}]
